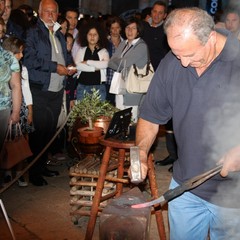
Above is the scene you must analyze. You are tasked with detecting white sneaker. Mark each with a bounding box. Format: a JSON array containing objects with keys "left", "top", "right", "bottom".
[
  {"left": 17, "top": 176, "right": 28, "bottom": 187},
  {"left": 52, "top": 153, "right": 67, "bottom": 161}
]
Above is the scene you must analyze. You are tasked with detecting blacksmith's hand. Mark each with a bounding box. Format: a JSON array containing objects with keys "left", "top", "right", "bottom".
[{"left": 219, "top": 145, "right": 240, "bottom": 177}]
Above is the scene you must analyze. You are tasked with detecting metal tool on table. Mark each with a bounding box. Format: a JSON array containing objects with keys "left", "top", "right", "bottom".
[{"left": 131, "top": 164, "right": 223, "bottom": 209}]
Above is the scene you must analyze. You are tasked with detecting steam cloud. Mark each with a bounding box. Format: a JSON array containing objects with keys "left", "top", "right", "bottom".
[
  {"left": 202, "top": 83, "right": 240, "bottom": 235},
  {"left": 228, "top": 0, "right": 240, "bottom": 10}
]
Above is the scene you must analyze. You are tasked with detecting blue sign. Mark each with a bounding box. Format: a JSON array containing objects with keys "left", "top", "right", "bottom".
[{"left": 206, "top": 0, "right": 221, "bottom": 16}]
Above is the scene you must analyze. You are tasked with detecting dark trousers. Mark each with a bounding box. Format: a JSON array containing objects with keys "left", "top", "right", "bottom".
[
  {"left": 28, "top": 87, "right": 63, "bottom": 176},
  {"left": 105, "top": 83, "right": 115, "bottom": 106}
]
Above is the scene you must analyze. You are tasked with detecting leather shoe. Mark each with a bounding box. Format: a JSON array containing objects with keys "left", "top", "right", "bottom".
[
  {"left": 41, "top": 168, "right": 59, "bottom": 177},
  {"left": 155, "top": 156, "right": 176, "bottom": 166},
  {"left": 29, "top": 175, "right": 48, "bottom": 186}
]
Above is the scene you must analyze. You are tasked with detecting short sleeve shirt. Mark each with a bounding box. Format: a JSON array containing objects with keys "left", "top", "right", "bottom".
[
  {"left": 0, "top": 47, "right": 20, "bottom": 110},
  {"left": 139, "top": 32, "right": 240, "bottom": 207}
]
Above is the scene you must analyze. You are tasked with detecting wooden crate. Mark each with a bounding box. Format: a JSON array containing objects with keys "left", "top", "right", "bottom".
[{"left": 69, "top": 152, "right": 130, "bottom": 224}]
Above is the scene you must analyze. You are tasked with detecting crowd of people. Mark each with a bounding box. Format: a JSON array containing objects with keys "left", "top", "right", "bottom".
[
  {"left": 0, "top": 0, "right": 172, "bottom": 187},
  {"left": 1, "top": 0, "right": 240, "bottom": 238}
]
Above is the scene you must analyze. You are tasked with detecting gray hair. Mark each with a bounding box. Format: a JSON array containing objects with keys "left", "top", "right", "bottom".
[{"left": 164, "top": 7, "right": 215, "bottom": 45}]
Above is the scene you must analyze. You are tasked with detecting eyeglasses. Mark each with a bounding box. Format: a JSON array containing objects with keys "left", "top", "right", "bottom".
[{"left": 126, "top": 26, "right": 137, "bottom": 31}]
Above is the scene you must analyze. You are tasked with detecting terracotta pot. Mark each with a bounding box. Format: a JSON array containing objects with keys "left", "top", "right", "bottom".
[
  {"left": 94, "top": 116, "right": 111, "bottom": 134},
  {"left": 77, "top": 126, "right": 103, "bottom": 145}
]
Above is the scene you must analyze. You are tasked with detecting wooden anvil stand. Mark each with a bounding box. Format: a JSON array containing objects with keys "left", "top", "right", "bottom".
[{"left": 84, "top": 136, "right": 166, "bottom": 240}]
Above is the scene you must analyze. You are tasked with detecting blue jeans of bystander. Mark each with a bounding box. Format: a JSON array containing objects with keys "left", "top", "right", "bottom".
[{"left": 76, "top": 84, "right": 106, "bottom": 101}]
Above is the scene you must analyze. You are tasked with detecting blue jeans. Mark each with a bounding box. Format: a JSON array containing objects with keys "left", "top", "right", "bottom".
[
  {"left": 168, "top": 178, "right": 240, "bottom": 240},
  {"left": 76, "top": 84, "right": 106, "bottom": 101}
]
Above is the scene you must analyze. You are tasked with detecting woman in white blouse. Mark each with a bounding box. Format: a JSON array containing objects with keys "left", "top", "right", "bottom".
[{"left": 74, "top": 20, "right": 109, "bottom": 100}]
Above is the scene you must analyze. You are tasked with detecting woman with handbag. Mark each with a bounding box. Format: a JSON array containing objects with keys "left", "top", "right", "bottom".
[
  {"left": 74, "top": 20, "right": 109, "bottom": 101},
  {"left": 0, "top": 43, "right": 21, "bottom": 186},
  {"left": 2, "top": 36, "right": 34, "bottom": 186},
  {"left": 108, "top": 17, "right": 149, "bottom": 122}
]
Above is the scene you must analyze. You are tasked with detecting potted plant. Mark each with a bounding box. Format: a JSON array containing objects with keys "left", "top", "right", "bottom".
[{"left": 67, "top": 88, "right": 119, "bottom": 144}]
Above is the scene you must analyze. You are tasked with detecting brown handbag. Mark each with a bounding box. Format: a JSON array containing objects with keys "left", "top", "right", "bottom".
[{"left": 0, "top": 122, "right": 33, "bottom": 169}]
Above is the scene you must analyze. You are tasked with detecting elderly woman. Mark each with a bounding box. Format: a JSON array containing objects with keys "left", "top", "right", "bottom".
[{"left": 108, "top": 17, "right": 148, "bottom": 122}]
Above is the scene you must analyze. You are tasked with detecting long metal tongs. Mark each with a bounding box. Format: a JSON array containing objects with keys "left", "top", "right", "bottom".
[{"left": 131, "top": 164, "right": 223, "bottom": 209}]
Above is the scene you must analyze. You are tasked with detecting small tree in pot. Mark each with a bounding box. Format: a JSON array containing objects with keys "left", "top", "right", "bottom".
[{"left": 67, "top": 88, "right": 118, "bottom": 133}]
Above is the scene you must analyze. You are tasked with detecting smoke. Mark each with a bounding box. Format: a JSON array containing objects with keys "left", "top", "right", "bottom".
[
  {"left": 202, "top": 87, "right": 240, "bottom": 208},
  {"left": 201, "top": 86, "right": 240, "bottom": 236},
  {"left": 228, "top": 0, "right": 240, "bottom": 10},
  {"left": 203, "top": 99, "right": 240, "bottom": 161}
]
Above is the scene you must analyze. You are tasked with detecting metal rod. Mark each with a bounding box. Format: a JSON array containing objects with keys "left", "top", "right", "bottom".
[{"left": 0, "top": 199, "right": 16, "bottom": 240}]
